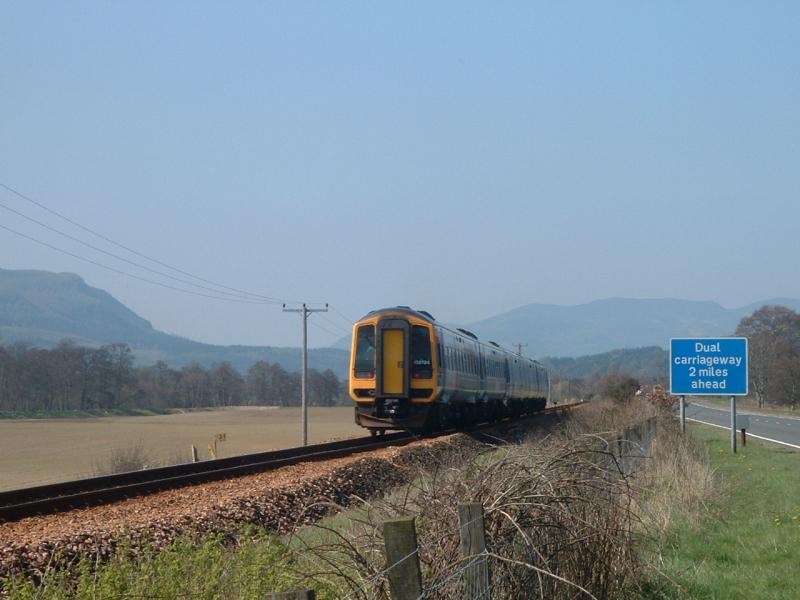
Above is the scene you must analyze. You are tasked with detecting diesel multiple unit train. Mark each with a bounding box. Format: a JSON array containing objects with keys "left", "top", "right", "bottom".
[{"left": 349, "top": 307, "right": 550, "bottom": 433}]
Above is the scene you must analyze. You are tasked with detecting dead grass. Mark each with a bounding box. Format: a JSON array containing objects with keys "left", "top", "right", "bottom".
[
  {"left": 0, "top": 406, "right": 363, "bottom": 490},
  {"left": 637, "top": 417, "right": 715, "bottom": 535}
]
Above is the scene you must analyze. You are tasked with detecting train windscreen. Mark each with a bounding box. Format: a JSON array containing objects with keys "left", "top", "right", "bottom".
[{"left": 354, "top": 325, "right": 376, "bottom": 378}]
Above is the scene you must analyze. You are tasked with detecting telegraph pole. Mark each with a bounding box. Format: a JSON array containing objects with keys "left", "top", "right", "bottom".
[
  {"left": 282, "top": 302, "right": 328, "bottom": 446},
  {"left": 514, "top": 343, "right": 528, "bottom": 356}
]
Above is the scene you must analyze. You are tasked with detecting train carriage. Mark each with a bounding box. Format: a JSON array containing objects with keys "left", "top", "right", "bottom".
[{"left": 349, "top": 307, "right": 549, "bottom": 433}]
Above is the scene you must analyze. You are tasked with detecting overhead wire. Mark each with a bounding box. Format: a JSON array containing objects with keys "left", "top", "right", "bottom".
[
  {"left": 308, "top": 318, "right": 346, "bottom": 339},
  {"left": 0, "top": 181, "right": 290, "bottom": 303},
  {"left": 329, "top": 304, "right": 356, "bottom": 325},
  {"left": 317, "top": 312, "right": 352, "bottom": 336},
  {"left": 0, "top": 199, "right": 283, "bottom": 304},
  {"left": 0, "top": 223, "right": 273, "bottom": 305}
]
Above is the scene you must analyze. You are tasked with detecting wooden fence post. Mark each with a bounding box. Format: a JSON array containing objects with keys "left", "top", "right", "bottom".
[
  {"left": 383, "top": 517, "right": 423, "bottom": 600},
  {"left": 190, "top": 445, "right": 198, "bottom": 463},
  {"left": 458, "top": 503, "right": 490, "bottom": 599},
  {"left": 266, "top": 590, "right": 315, "bottom": 599}
]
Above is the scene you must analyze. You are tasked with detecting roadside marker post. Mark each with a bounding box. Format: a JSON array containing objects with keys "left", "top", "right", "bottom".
[
  {"left": 736, "top": 414, "right": 749, "bottom": 447},
  {"left": 670, "top": 338, "right": 748, "bottom": 453}
]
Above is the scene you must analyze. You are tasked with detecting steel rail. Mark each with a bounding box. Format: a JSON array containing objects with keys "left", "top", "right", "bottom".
[{"left": 0, "top": 404, "right": 577, "bottom": 523}]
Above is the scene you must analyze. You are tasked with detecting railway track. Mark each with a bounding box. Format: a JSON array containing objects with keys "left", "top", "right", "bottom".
[{"left": 0, "top": 404, "right": 576, "bottom": 524}]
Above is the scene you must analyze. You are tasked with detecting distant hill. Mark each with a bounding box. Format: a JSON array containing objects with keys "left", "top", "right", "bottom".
[
  {"left": 466, "top": 297, "right": 800, "bottom": 358},
  {"left": 540, "top": 346, "right": 668, "bottom": 382},
  {"left": 4, "top": 269, "right": 799, "bottom": 379},
  {"left": 0, "top": 269, "right": 350, "bottom": 377}
]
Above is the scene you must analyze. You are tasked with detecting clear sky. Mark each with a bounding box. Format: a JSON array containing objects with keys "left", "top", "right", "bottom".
[{"left": 1, "top": 2, "right": 798, "bottom": 348}]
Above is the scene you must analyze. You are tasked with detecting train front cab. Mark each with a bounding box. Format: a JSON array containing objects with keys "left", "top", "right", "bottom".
[{"left": 349, "top": 312, "right": 438, "bottom": 433}]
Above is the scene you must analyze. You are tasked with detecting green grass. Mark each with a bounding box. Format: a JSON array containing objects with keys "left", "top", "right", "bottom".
[
  {"left": 648, "top": 423, "right": 800, "bottom": 599},
  {"left": 1, "top": 529, "right": 344, "bottom": 600}
]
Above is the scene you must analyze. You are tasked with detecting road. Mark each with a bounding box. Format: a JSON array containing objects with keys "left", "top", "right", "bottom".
[{"left": 685, "top": 403, "right": 800, "bottom": 449}]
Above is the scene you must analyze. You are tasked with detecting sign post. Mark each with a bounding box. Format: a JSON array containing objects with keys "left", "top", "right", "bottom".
[{"left": 670, "top": 338, "right": 748, "bottom": 453}]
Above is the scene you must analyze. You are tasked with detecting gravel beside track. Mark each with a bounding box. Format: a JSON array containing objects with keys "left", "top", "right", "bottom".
[{"left": 0, "top": 432, "right": 478, "bottom": 584}]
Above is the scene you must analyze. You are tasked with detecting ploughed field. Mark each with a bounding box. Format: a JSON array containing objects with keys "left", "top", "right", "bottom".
[{"left": 0, "top": 406, "right": 363, "bottom": 491}]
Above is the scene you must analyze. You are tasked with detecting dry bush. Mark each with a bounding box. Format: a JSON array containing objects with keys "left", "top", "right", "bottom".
[
  {"left": 290, "top": 431, "right": 645, "bottom": 599},
  {"left": 92, "top": 440, "right": 155, "bottom": 476},
  {"left": 564, "top": 397, "right": 658, "bottom": 437},
  {"left": 646, "top": 385, "right": 677, "bottom": 411},
  {"left": 286, "top": 401, "right": 713, "bottom": 600}
]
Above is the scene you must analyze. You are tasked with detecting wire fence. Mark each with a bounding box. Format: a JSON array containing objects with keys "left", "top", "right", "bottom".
[{"left": 271, "top": 415, "right": 659, "bottom": 600}]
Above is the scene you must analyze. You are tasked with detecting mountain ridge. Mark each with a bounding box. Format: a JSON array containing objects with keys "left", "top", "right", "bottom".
[
  {"left": 0, "top": 268, "right": 349, "bottom": 376},
  {"left": 465, "top": 296, "right": 800, "bottom": 357},
  {"left": 2, "top": 268, "right": 799, "bottom": 377}
]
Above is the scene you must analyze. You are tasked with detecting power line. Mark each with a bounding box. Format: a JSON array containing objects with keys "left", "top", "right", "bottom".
[
  {"left": 0, "top": 181, "right": 289, "bottom": 303},
  {"left": 329, "top": 304, "right": 356, "bottom": 325},
  {"left": 0, "top": 199, "right": 282, "bottom": 304},
  {"left": 308, "top": 318, "right": 345, "bottom": 339},
  {"left": 0, "top": 223, "right": 273, "bottom": 305},
  {"left": 316, "top": 312, "right": 351, "bottom": 336}
]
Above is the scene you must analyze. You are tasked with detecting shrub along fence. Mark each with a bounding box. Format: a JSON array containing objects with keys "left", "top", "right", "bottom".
[{"left": 269, "top": 416, "right": 658, "bottom": 600}]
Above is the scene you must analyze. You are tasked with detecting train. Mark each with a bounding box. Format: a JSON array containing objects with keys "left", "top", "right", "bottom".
[{"left": 348, "top": 306, "right": 550, "bottom": 433}]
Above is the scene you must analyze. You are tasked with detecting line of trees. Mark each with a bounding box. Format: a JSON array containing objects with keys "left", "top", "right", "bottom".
[
  {"left": 0, "top": 339, "right": 346, "bottom": 414},
  {"left": 736, "top": 305, "right": 800, "bottom": 408}
]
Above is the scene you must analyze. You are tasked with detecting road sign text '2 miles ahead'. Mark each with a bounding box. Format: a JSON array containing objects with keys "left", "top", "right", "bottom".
[{"left": 670, "top": 338, "right": 748, "bottom": 395}]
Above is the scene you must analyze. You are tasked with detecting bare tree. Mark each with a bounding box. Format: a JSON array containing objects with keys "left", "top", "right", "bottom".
[{"left": 736, "top": 305, "right": 800, "bottom": 407}]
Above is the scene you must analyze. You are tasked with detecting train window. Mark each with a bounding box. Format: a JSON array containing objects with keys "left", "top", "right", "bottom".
[
  {"left": 354, "top": 325, "right": 375, "bottom": 378},
  {"left": 411, "top": 326, "right": 433, "bottom": 379}
]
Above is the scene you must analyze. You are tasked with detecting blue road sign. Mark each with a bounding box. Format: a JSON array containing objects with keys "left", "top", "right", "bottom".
[{"left": 670, "top": 338, "right": 748, "bottom": 396}]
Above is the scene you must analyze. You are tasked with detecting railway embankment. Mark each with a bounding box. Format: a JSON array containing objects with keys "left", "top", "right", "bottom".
[
  {"left": 1, "top": 402, "right": 716, "bottom": 598},
  {"left": 0, "top": 431, "right": 486, "bottom": 588}
]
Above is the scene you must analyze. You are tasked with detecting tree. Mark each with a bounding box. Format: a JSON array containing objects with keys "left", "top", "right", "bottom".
[
  {"left": 735, "top": 305, "right": 800, "bottom": 407},
  {"left": 246, "top": 361, "right": 274, "bottom": 405},
  {"left": 308, "top": 369, "right": 341, "bottom": 406},
  {"left": 209, "top": 362, "right": 244, "bottom": 407},
  {"left": 600, "top": 372, "right": 640, "bottom": 404}
]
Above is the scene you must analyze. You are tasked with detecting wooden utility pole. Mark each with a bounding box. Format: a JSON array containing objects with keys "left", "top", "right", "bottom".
[{"left": 283, "top": 302, "right": 328, "bottom": 446}]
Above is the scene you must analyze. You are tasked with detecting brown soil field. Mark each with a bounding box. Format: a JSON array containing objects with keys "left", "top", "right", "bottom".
[{"left": 0, "top": 406, "right": 363, "bottom": 491}]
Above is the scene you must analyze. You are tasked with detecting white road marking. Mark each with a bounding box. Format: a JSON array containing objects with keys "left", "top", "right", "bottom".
[
  {"left": 691, "top": 403, "right": 800, "bottom": 422},
  {"left": 685, "top": 417, "right": 800, "bottom": 450}
]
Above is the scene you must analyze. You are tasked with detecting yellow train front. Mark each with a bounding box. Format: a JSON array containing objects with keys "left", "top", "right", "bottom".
[{"left": 349, "top": 307, "right": 549, "bottom": 433}]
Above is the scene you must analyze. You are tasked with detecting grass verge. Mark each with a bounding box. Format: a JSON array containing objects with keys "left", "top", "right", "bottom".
[{"left": 645, "top": 422, "right": 800, "bottom": 599}]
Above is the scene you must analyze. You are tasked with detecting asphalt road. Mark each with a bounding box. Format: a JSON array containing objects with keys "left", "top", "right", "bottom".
[{"left": 685, "top": 403, "right": 800, "bottom": 448}]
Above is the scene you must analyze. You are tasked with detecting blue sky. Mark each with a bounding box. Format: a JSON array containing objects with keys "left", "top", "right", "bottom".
[{"left": 1, "top": 2, "right": 798, "bottom": 347}]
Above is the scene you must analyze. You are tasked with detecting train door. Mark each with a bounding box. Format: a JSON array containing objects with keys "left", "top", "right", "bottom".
[
  {"left": 382, "top": 330, "right": 404, "bottom": 394},
  {"left": 378, "top": 319, "right": 410, "bottom": 397}
]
